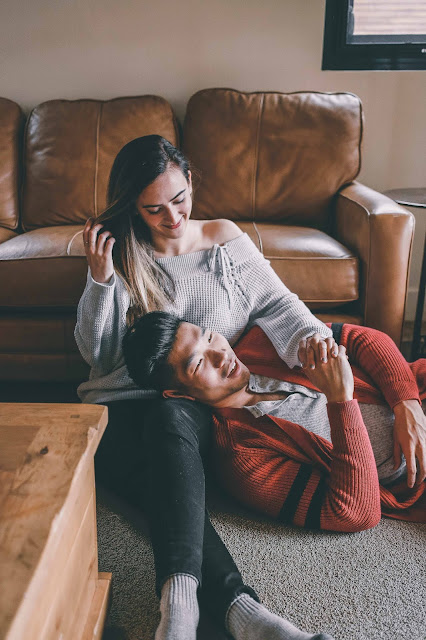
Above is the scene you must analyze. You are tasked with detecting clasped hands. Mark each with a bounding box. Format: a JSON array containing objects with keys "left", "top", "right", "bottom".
[
  {"left": 297, "top": 334, "right": 353, "bottom": 405},
  {"left": 297, "top": 334, "right": 426, "bottom": 488}
]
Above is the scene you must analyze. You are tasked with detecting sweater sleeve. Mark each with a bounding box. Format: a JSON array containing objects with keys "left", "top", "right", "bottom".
[
  {"left": 340, "top": 324, "right": 420, "bottom": 408},
  {"left": 316, "top": 401, "right": 381, "bottom": 531},
  {"left": 74, "top": 268, "right": 130, "bottom": 374},
  {"left": 215, "top": 401, "right": 381, "bottom": 533},
  {"left": 243, "top": 250, "right": 332, "bottom": 369}
]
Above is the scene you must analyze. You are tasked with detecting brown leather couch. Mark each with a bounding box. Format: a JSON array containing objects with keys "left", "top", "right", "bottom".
[{"left": 0, "top": 89, "right": 414, "bottom": 382}]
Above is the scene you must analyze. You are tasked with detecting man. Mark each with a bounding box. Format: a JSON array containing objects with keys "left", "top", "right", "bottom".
[{"left": 123, "top": 311, "right": 426, "bottom": 530}]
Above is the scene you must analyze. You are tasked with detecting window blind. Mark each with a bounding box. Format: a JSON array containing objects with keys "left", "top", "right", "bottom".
[{"left": 353, "top": 0, "right": 426, "bottom": 35}]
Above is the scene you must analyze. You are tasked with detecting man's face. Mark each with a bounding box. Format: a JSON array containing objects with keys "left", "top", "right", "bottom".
[{"left": 166, "top": 322, "right": 250, "bottom": 407}]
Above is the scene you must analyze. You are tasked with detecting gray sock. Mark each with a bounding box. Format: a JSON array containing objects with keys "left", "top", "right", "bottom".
[
  {"left": 227, "top": 593, "right": 334, "bottom": 640},
  {"left": 154, "top": 573, "right": 199, "bottom": 640}
]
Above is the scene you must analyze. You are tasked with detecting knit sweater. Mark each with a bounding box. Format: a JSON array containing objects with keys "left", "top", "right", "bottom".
[
  {"left": 75, "top": 233, "right": 332, "bottom": 404},
  {"left": 213, "top": 324, "right": 426, "bottom": 531}
]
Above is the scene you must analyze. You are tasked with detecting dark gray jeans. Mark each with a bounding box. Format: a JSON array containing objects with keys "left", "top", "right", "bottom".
[{"left": 94, "top": 396, "right": 258, "bottom": 627}]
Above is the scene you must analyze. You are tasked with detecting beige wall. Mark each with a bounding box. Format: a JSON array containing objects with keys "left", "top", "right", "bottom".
[{"left": 1, "top": 0, "right": 425, "bottom": 318}]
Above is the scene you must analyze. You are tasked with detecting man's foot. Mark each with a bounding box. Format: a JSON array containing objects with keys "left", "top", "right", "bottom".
[
  {"left": 154, "top": 574, "right": 199, "bottom": 640},
  {"left": 227, "top": 593, "right": 334, "bottom": 640}
]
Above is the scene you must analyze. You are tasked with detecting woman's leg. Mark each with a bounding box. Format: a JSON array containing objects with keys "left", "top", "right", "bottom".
[
  {"left": 95, "top": 398, "right": 256, "bottom": 626},
  {"left": 96, "top": 398, "right": 332, "bottom": 640},
  {"left": 142, "top": 397, "right": 253, "bottom": 600}
]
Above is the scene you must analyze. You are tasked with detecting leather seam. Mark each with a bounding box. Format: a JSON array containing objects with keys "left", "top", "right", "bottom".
[
  {"left": 339, "top": 193, "right": 370, "bottom": 324},
  {"left": 66, "top": 229, "right": 84, "bottom": 256},
  {"left": 252, "top": 94, "right": 264, "bottom": 222},
  {"left": 20, "top": 106, "right": 35, "bottom": 233},
  {"left": 338, "top": 189, "right": 407, "bottom": 216},
  {"left": 252, "top": 221, "right": 263, "bottom": 253},
  {"left": 9, "top": 107, "right": 24, "bottom": 232},
  {"left": 194, "top": 88, "right": 362, "bottom": 100},
  {"left": 400, "top": 213, "right": 415, "bottom": 346},
  {"left": 357, "top": 98, "right": 363, "bottom": 178},
  {"left": 94, "top": 103, "right": 102, "bottom": 217}
]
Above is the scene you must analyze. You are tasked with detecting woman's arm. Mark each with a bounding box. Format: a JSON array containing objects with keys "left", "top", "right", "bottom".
[
  {"left": 74, "top": 268, "right": 130, "bottom": 374},
  {"left": 242, "top": 246, "right": 333, "bottom": 369},
  {"left": 74, "top": 217, "right": 130, "bottom": 374}
]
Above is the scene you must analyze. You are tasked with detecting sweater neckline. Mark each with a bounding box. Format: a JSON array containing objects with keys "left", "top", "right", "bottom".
[{"left": 154, "top": 232, "right": 248, "bottom": 263}]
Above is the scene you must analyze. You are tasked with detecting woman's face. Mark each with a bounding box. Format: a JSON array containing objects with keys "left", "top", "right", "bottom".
[{"left": 136, "top": 166, "right": 192, "bottom": 242}]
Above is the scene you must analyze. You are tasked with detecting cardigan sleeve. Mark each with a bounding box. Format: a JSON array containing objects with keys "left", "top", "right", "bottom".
[
  {"left": 214, "top": 400, "right": 381, "bottom": 533},
  {"left": 317, "top": 401, "right": 381, "bottom": 531},
  {"left": 74, "top": 268, "right": 130, "bottom": 374},
  {"left": 340, "top": 324, "right": 420, "bottom": 408}
]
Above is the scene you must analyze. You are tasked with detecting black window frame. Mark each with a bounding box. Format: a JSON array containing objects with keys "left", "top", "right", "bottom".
[{"left": 322, "top": 0, "right": 426, "bottom": 71}]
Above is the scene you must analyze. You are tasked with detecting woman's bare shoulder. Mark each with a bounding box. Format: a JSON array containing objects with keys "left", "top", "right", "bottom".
[{"left": 201, "top": 219, "right": 243, "bottom": 245}]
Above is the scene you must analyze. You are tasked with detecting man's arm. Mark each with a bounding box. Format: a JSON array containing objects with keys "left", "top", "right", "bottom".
[
  {"left": 214, "top": 398, "right": 381, "bottom": 533},
  {"left": 214, "top": 345, "right": 381, "bottom": 533},
  {"left": 335, "top": 324, "right": 426, "bottom": 488}
]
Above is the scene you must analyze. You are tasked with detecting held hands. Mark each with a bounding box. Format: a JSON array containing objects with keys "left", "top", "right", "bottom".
[
  {"left": 83, "top": 217, "right": 116, "bottom": 284},
  {"left": 299, "top": 337, "right": 354, "bottom": 404},
  {"left": 393, "top": 399, "right": 426, "bottom": 488},
  {"left": 297, "top": 333, "right": 339, "bottom": 369}
]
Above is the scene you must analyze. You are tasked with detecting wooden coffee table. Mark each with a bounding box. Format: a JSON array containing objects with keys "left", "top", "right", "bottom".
[{"left": 0, "top": 403, "right": 112, "bottom": 640}]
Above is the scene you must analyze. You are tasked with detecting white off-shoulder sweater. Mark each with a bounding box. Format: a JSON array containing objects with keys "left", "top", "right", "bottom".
[{"left": 75, "top": 233, "right": 332, "bottom": 404}]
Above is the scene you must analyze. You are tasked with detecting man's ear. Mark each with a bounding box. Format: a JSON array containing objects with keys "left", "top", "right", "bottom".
[{"left": 162, "top": 389, "right": 196, "bottom": 401}]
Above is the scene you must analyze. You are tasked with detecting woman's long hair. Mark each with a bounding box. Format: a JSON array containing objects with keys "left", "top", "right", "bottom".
[{"left": 96, "top": 135, "right": 192, "bottom": 326}]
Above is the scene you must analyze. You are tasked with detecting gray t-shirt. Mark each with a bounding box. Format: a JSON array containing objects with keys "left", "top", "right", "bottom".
[{"left": 244, "top": 373, "right": 407, "bottom": 485}]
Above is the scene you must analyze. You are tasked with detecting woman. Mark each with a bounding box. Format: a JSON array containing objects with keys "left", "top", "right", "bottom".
[{"left": 75, "top": 135, "right": 335, "bottom": 640}]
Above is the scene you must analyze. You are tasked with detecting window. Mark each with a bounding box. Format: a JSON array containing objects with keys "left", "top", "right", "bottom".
[{"left": 322, "top": 0, "right": 426, "bottom": 70}]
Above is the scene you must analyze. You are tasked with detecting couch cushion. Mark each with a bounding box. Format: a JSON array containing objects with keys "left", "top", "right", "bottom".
[
  {"left": 184, "top": 89, "right": 362, "bottom": 229},
  {"left": 0, "top": 226, "right": 87, "bottom": 307},
  {"left": 0, "top": 98, "right": 24, "bottom": 231},
  {"left": 22, "top": 96, "right": 179, "bottom": 231},
  {"left": 0, "top": 223, "right": 358, "bottom": 310},
  {"left": 237, "top": 222, "right": 358, "bottom": 309}
]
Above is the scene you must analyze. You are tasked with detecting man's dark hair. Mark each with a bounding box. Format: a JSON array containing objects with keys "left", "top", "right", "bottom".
[{"left": 122, "top": 311, "right": 182, "bottom": 391}]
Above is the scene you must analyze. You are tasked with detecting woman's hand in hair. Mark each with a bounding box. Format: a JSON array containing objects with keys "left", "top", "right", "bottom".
[{"left": 83, "top": 217, "right": 116, "bottom": 284}]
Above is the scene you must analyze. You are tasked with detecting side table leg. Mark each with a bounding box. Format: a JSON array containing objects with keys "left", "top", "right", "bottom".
[{"left": 411, "top": 233, "right": 426, "bottom": 361}]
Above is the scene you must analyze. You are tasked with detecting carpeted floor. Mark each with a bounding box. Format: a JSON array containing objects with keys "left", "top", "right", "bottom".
[
  {"left": 96, "top": 483, "right": 426, "bottom": 640},
  {"left": 2, "top": 329, "right": 424, "bottom": 639}
]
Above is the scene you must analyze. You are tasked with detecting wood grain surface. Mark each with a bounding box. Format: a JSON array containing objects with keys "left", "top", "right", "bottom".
[{"left": 0, "top": 403, "right": 108, "bottom": 640}]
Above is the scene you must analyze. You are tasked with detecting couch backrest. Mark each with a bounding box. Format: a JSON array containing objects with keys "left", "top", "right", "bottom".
[
  {"left": 183, "top": 89, "right": 363, "bottom": 229},
  {"left": 0, "top": 98, "right": 24, "bottom": 231},
  {"left": 22, "top": 96, "right": 179, "bottom": 231}
]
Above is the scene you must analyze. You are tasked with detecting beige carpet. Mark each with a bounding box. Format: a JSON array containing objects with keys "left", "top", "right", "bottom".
[{"left": 96, "top": 484, "right": 426, "bottom": 640}]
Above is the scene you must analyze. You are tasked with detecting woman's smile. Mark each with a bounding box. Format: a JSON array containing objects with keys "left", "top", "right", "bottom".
[{"left": 164, "top": 216, "right": 184, "bottom": 230}]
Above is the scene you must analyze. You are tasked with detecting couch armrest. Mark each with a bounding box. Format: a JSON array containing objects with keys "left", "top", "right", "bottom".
[{"left": 334, "top": 181, "right": 414, "bottom": 346}]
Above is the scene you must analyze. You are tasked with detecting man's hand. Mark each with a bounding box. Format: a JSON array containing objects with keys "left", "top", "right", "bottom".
[
  {"left": 393, "top": 399, "right": 426, "bottom": 488},
  {"left": 301, "top": 341, "right": 354, "bottom": 404},
  {"left": 298, "top": 334, "right": 339, "bottom": 369}
]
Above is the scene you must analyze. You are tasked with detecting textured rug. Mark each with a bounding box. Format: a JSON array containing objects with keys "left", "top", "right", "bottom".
[{"left": 96, "top": 483, "right": 426, "bottom": 640}]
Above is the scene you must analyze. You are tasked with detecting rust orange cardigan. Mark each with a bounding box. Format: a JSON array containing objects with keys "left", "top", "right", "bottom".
[{"left": 212, "top": 324, "right": 426, "bottom": 531}]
